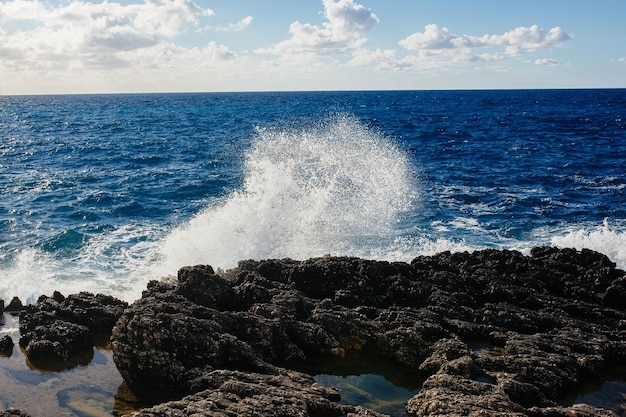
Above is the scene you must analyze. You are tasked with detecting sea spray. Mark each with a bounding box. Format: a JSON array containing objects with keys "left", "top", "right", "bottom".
[
  {"left": 550, "top": 220, "right": 626, "bottom": 269},
  {"left": 157, "top": 115, "right": 420, "bottom": 272},
  {"left": 0, "top": 224, "right": 161, "bottom": 304},
  {"left": 2, "top": 91, "right": 624, "bottom": 305}
]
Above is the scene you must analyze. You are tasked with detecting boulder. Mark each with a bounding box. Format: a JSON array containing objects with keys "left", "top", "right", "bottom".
[
  {"left": 109, "top": 248, "right": 626, "bottom": 416},
  {"left": 4, "top": 297, "right": 23, "bottom": 314},
  {"left": 0, "top": 335, "right": 13, "bottom": 356},
  {"left": 0, "top": 410, "right": 32, "bottom": 417},
  {"left": 127, "top": 369, "right": 363, "bottom": 417},
  {"left": 19, "top": 291, "right": 128, "bottom": 367}
]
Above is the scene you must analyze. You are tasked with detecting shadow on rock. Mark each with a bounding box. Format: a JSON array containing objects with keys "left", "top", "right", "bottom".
[
  {"left": 110, "top": 248, "right": 626, "bottom": 416},
  {"left": 18, "top": 291, "right": 128, "bottom": 371}
]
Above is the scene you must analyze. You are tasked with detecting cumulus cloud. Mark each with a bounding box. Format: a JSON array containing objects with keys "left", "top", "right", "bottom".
[
  {"left": 0, "top": 0, "right": 224, "bottom": 72},
  {"left": 347, "top": 47, "right": 432, "bottom": 71},
  {"left": 535, "top": 58, "right": 565, "bottom": 67},
  {"left": 1, "top": 0, "right": 213, "bottom": 38},
  {"left": 211, "top": 16, "right": 253, "bottom": 32},
  {"left": 348, "top": 48, "right": 399, "bottom": 68},
  {"left": 345, "top": 23, "right": 572, "bottom": 73},
  {"left": 197, "top": 41, "right": 237, "bottom": 60},
  {"left": 398, "top": 24, "right": 457, "bottom": 50},
  {"left": 256, "top": 0, "right": 379, "bottom": 59},
  {"left": 400, "top": 24, "right": 571, "bottom": 56},
  {"left": 0, "top": 1, "right": 580, "bottom": 93}
]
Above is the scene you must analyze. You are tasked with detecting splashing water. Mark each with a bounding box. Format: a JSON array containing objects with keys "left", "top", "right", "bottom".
[
  {"left": 0, "top": 114, "right": 421, "bottom": 303},
  {"left": 2, "top": 104, "right": 623, "bottom": 305},
  {"left": 550, "top": 220, "right": 626, "bottom": 268},
  {"left": 157, "top": 115, "right": 420, "bottom": 272}
]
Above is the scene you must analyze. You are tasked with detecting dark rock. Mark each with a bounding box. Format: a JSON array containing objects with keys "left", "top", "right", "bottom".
[
  {"left": 20, "top": 319, "right": 91, "bottom": 362},
  {"left": 176, "top": 265, "right": 236, "bottom": 309},
  {"left": 111, "top": 247, "right": 626, "bottom": 416},
  {"left": 51, "top": 290, "right": 65, "bottom": 303},
  {"left": 128, "top": 370, "right": 346, "bottom": 417},
  {"left": 127, "top": 369, "right": 387, "bottom": 417},
  {"left": 4, "top": 297, "right": 24, "bottom": 313},
  {"left": 18, "top": 291, "right": 128, "bottom": 367},
  {"left": 0, "top": 409, "right": 33, "bottom": 417},
  {"left": 0, "top": 335, "right": 13, "bottom": 356},
  {"left": 406, "top": 373, "right": 527, "bottom": 416},
  {"left": 604, "top": 276, "right": 626, "bottom": 310},
  {"left": 527, "top": 404, "right": 619, "bottom": 417}
]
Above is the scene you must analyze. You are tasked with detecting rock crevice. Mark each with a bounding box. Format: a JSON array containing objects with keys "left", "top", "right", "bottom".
[{"left": 110, "top": 248, "right": 626, "bottom": 416}]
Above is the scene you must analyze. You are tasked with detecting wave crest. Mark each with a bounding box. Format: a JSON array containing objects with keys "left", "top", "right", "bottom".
[
  {"left": 158, "top": 115, "right": 420, "bottom": 271},
  {"left": 551, "top": 220, "right": 626, "bottom": 270}
]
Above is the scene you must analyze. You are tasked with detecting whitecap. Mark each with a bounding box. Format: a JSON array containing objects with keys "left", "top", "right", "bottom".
[{"left": 156, "top": 114, "right": 421, "bottom": 272}]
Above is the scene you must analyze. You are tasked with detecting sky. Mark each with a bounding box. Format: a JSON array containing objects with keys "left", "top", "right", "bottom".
[{"left": 0, "top": 0, "right": 625, "bottom": 94}]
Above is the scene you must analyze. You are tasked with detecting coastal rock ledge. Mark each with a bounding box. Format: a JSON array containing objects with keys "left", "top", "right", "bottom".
[{"left": 108, "top": 247, "right": 626, "bottom": 417}]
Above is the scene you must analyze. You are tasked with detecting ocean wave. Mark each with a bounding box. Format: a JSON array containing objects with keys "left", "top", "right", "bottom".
[
  {"left": 0, "top": 224, "right": 161, "bottom": 303},
  {"left": 1, "top": 91, "right": 624, "bottom": 304},
  {"left": 550, "top": 220, "right": 626, "bottom": 270},
  {"left": 157, "top": 114, "right": 421, "bottom": 272}
]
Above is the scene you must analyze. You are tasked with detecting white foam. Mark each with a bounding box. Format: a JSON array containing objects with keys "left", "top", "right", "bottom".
[
  {"left": 0, "top": 248, "right": 95, "bottom": 305},
  {"left": 370, "top": 235, "right": 478, "bottom": 262},
  {"left": 551, "top": 219, "right": 626, "bottom": 270},
  {"left": 0, "top": 115, "right": 424, "bottom": 303},
  {"left": 0, "top": 224, "right": 163, "bottom": 304},
  {"left": 3, "top": 114, "right": 624, "bottom": 305},
  {"left": 157, "top": 115, "right": 421, "bottom": 272},
  {"left": 450, "top": 217, "right": 484, "bottom": 231}
]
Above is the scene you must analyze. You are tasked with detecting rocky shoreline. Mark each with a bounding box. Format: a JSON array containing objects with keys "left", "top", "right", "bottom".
[{"left": 1, "top": 247, "right": 625, "bottom": 416}]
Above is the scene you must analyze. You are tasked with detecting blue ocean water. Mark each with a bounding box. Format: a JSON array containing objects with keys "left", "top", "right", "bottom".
[{"left": 1, "top": 90, "right": 625, "bottom": 303}]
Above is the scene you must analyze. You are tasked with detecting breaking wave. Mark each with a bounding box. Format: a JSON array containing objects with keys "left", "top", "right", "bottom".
[{"left": 157, "top": 115, "right": 421, "bottom": 272}]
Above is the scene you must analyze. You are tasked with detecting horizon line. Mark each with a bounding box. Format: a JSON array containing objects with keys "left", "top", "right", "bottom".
[{"left": 3, "top": 86, "right": 626, "bottom": 97}]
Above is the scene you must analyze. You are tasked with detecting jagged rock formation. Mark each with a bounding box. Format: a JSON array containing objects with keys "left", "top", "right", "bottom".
[
  {"left": 18, "top": 291, "right": 128, "bottom": 367},
  {"left": 110, "top": 247, "right": 626, "bottom": 416}
]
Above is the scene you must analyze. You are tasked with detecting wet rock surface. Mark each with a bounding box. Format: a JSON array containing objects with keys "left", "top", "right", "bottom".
[
  {"left": 110, "top": 247, "right": 626, "bottom": 416},
  {"left": 18, "top": 291, "right": 128, "bottom": 366},
  {"left": 0, "top": 335, "right": 14, "bottom": 357},
  {"left": 128, "top": 369, "right": 387, "bottom": 417},
  {"left": 0, "top": 409, "right": 33, "bottom": 417},
  {"left": 4, "top": 297, "right": 24, "bottom": 314}
]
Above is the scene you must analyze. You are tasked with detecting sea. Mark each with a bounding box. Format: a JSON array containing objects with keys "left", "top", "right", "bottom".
[
  {"left": 1, "top": 89, "right": 625, "bottom": 305},
  {"left": 1, "top": 89, "right": 626, "bottom": 416}
]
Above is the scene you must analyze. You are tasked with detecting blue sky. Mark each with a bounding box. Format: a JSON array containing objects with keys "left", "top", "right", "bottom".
[{"left": 0, "top": 0, "right": 624, "bottom": 94}]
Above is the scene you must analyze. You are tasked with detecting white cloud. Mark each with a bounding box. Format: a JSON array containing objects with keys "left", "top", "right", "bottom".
[
  {"left": 1, "top": 0, "right": 213, "bottom": 37},
  {"left": 535, "top": 58, "right": 565, "bottom": 67},
  {"left": 399, "top": 24, "right": 572, "bottom": 57},
  {"left": 617, "top": 57, "right": 626, "bottom": 63},
  {"left": 341, "top": 23, "right": 572, "bottom": 73},
  {"left": 0, "top": 1, "right": 586, "bottom": 94},
  {"left": 196, "top": 41, "right": 237, "bottom": 60},
  {"left": 211, "top": 16, "right": 253, "bottom": 32},
  {"left": 256, "top": 0, "right": 378, "bottom": 59},
  {"left": 348, "top": 48, "right": 402, "bottom": 69},
  {"left": 0, "top": 0, "right": 49, "bottom": 22},
  {"left": 116, "top": 40, "right": 235, "bottom": 71},
  {"left": 348, "top": 46, "right": 502, "bottom": 74},
  {"left": 499, "top": 25, "right": 571, "bottom": 52},
  {"left": 398, "top": 24, "right": 456, "bottom": 50},
  {"left": 0, "top": 0, "right": 216, "bottom": 72}
]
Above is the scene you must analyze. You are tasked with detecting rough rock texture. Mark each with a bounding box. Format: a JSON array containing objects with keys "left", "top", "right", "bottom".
[
  {"left": 0, "top": 335, "right": 14, "bottom": 356},
  {"left": 111, "top": 247, "right": 626, "bottom": 416},
  {"left": 4, "top": 297, "right": 24, "bottom": 313},
  {"left": 128, "top": 369, "right": 387, "bottom": 417},
  {"left": 0, "top": 410, "right": 33, "bottom": 417},
  {"left": 19, "top": 291, "right": 128, "bottom": 365}
]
